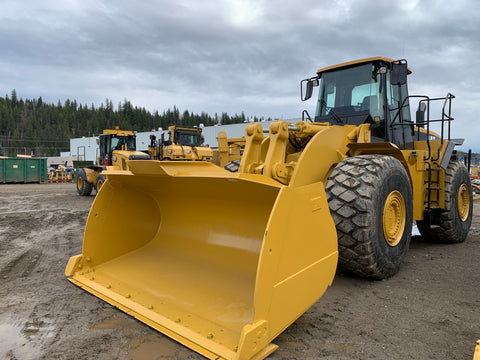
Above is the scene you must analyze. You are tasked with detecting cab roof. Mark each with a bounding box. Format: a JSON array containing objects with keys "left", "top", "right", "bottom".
[
  {"left": 169, "top": 125, "right": 203, "bottom": 133},
  {"left": 102, "top": 129, "right": 134, "bottom": 136},
  {"left": 316, "top": 56, "right": 412, "bottom": 75}
]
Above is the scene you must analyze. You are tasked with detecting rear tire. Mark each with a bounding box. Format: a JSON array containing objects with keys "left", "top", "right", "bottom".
[
  {"left": 76, "top": 168, "right": 93, "bottom": 196},
  {"left": 95, "top": 173, "right": 106, "bottom": 194},
  {"left": 326, "top": 155, "right": 413, "bottom": 279},
  {"left": 416, "top": 160, "right": 473, "bottom": 243}
]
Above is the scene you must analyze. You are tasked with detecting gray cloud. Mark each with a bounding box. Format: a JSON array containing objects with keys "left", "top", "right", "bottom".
[{"left": 1, "top": 0, "right": 479, "bottom": 150}]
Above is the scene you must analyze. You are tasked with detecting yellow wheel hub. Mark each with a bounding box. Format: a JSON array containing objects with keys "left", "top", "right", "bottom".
[
  {"left": 78, "top": 177, "right": 82, "bottom": 189},
  {"left": 383, "top": 190, "right": 406, "bottom": 247},
  {"left": 457, "top": 184, "right": 470, "bottom": 222}
]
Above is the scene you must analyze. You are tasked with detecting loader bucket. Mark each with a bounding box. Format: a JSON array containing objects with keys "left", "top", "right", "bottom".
[{"left": 66, "top": 160, "right": 338, "bottom": 360}]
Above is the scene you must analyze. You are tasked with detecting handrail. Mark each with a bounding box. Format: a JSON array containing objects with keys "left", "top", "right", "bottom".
[{"left": 390, "top": 93, "right": 454, "bottom": 162}]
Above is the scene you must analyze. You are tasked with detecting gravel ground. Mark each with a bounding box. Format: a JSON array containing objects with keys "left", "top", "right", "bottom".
[{"left": 0, "top": 183, "right": 479, "bottom": 360}]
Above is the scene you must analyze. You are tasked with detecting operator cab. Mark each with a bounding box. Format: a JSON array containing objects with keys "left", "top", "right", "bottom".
[
  {"left": 111, "top": 135, "right": 136, "bottom": 151},
  {"left": 98, "top": 132, "right": 136, "bottom": 166},
  {"left": 302, "top": 57, "right": 413, "bottom": 146},
  {"left": 175, "top": 129, "right": 204, "bottom": 147},
  {"left": 161, "top": 127, "right": 205, "bottom": 147}
]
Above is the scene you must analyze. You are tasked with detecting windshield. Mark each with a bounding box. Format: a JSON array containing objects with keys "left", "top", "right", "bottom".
[
  {"left": 316, "top": 63, "right": 383, "bottom": 121},
  {"left": 111, "top": 135, "right": 136, "bottom": 151},
  {"left": 175, "top": 131, "right": 203, "bottom": 147}
]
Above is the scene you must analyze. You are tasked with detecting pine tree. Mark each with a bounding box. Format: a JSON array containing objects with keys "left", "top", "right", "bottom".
[{"left": 0, "top": 90, "right": 259, "bottom": 156}]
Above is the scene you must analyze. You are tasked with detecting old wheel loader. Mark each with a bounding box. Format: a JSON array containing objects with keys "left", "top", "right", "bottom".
[
  {"left": 216, "top": 130, "right": 246, "bottom": 169},
  {"left": 66, "top": 57, "right": 472, "bottom": 359},
  {"left": 76, "top": 128, "right": 150, "bottom": 195},
  {"left": 148, "top": 125, "right": 214, "bottom": 161}
]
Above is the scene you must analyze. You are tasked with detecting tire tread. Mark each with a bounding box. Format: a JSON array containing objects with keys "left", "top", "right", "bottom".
[{"left": 326, "top": 155, "right": 412, "bottom": 279}]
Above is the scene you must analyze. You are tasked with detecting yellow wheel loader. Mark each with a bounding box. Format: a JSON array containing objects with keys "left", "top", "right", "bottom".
[
  {"left": 76, "top": 128, "right": 150, "bottom": 196},
  {"left": 148, "top": 125, "right": 213, "bottom": 161},
  {"left": 48, "top": 164, "right": 74, "bottom": 183},
  {"left": 66, "top": 57, "right": 472, "bottom": 359},
  {"left": 216, "top": 130, "right": 246, "bottom": 171}
]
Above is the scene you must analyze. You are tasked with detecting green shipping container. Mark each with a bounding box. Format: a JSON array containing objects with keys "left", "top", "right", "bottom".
[
  {"left": 73, "top": 160, "right": 94, "bottom": 168},
  {"left": 0, "top": 158, "right": 47, "bottom": 184}
]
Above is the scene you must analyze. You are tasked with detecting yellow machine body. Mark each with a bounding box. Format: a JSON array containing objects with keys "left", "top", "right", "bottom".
[
  {"left": 66, "top": 121, "right": 348, "bottom": 359},
  {"left": 149, "top": 125, "right": 213, "bottom": 161},
  {"left": 48, "top": 164, "right": 74, "bottom": 183},
  {"left": 216, "top": 130, "right": 246, "bottom": 167},
  {"left": 66, "top": 120, "right": 458, "bottom": 359},
  {"left": 67, "top": 57, "right": 472, "bottom": 359},
  {"left": 474, "top": 340, "right": 480, "bottom": 360},
  {"left": 77, "top": 128, "right": 150, "bottom": 195},
  {"left": 66, "top": 161, "right": 338, "bottom": 359},
  {"left": 97, "top": 129, "right": 148, "bottom": 172}
]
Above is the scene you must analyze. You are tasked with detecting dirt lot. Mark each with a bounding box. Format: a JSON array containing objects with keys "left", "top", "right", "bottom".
[{"left": 0, "top": 183, "right": 479, "bottom": 360}]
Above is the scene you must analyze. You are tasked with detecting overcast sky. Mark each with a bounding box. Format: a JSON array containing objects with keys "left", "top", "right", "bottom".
[{"left": 1, "top": 0, "right": 479, "bottom": 151}]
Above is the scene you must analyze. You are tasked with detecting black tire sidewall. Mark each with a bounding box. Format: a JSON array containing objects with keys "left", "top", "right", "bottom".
[
  {"left": 372, "top": 163, "right": 413, "bottom": 277},
  {"left": 76, "top": 168, "right": 93, "bottom": 196},
  {"left": 417, "top": 160, "right": 473, "bottom": 243},
  {"left": 326, "top": 155, "right": 413, "bottom": 279},
  {"left": 446, "top": 162, "right": 473, "bottom": 241},
  {"left": 76, "top": 169, "right": 87, "bottom": 195},
  {"left": 95, "top": 174, "right": 106, "bottom": 193}
]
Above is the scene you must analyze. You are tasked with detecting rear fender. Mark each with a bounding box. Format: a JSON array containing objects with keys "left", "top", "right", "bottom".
[{"left": 83, "top": 167, "right": 102, "bottom": 184}]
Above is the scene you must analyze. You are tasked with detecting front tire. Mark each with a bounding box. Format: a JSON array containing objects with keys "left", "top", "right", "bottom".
[
  {"left": 76, "top": 168, "right": 93, "bottom": 196},
  {"left": 417, "top": 160, "right": 473, "bottom": 243},
  {"left": 326, "top": 155, "right": 413, "bottom": 279},
  {"left": 95, "top": 173, "right": 106, "bottom": 194}
]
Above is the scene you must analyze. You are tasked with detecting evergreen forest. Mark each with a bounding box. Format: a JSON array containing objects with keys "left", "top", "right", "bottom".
[{"left": 0, "top": 90, "right": 270, "bottom": 157}]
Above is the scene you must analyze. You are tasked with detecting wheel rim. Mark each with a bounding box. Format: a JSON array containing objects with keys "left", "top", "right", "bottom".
[
  {"left": 457, "top": 184, "right": 470, "bottom": 222},
  {"left": 77, "top": 176, "right": 83, "bottom": 189},
  {"left": 383, "top": 190, "right": 406, "bottom": 247},
  {"left": 97, "top": 179, "right": 104, "bottom": 191}
]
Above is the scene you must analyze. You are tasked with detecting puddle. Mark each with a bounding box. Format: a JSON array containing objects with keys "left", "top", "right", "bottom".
[
  {"left": 22, "top": 319, "right": 56, "bottom": 340},
  {"left": 0, "top": 322, "right": 41, "bottom": 360},
  {"left": 90, "top": 316, "right": 142, "bottom": 330},
  {"left": 91, "top": 315, "right": 188, "bottom": 359},
  {"left": 128, "top": 334, "right": 179, "bottom": 360}
]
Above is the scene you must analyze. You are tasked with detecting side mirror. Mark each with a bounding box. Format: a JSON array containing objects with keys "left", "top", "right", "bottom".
[
  {"left": 301, "top": 78, "right": 319, "bottom": 101},
  {"left": 416, "top": 102, "right": 426, "bottom": 127},
  {"left": 391, "top": 61, "right": 408, "bottom": 86},
  {"left": 150, "top": 134, "right": 156, "bottom": 147}
]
